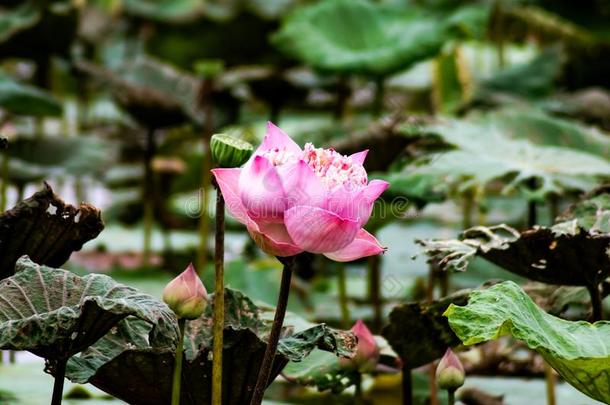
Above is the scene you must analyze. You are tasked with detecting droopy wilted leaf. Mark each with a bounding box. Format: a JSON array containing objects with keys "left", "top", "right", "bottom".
[
  {"left": 0, "top": 256, "right": 177, "bottom": 366},
  {"left": 418, "top": 223, "right": 610, "bottom": 287},
  {"left": 0, "top": 184, "right": 104, "bottom": 280},
  {"left": 0, "top": 1, "right": 77, "bottom": 60},
  {"left": 559, "top": 186, "right": 610, "bottom": 233},
  {"left": 76, "top": 58, "right": 202, "bottom": 128},
  {"left": 0, "top": 72, "right": 62, "bottom": 116},
  {"left": 445, "top": 281, "right": 610, "bottom": 403},
  {"left": 382, "top": 290, "right": 468, "bottom": 369},
  {"left": 67, "top": 289, "right": 355, "bottom": 405},
  {"left": 272, "top": 0, "right": 448, "bottom": 76}
]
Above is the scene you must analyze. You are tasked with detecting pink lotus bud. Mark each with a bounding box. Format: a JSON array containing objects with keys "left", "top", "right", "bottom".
[
  {"left": 340, "top": 320, "right": 380, "bottom": 373},
  {"left": 162, "top": 263, "right": 208, "bottom": 320},
  {"left": 436, "top": 348, "right": 465, "bottom": 390}
]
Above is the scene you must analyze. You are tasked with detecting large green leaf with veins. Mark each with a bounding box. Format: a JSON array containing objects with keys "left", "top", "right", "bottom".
[
  {"left": 445, "top": 281, "right": 610, "bottom": 404},
  {"left": 393, "top": 110, "right": 610, "bottom": 201},
  {"left": 67, "top": 288, "right": 356, "bottom": 405},
  {"left": 0, "top": 256, "right": 177, "bottom": 367},
  {"left": 272, "top": 0, "right": 449, "bottom": 76}
]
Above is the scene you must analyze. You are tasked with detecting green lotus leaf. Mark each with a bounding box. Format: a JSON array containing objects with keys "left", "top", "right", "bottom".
[
  {"left": 76, "top": 57, "right": 203, "bottom": 128},
  {"left": 272, "top": 0, "right": 449, "bottom": 76},
  {"left": 9, "top": 136, "right": 116, "bottom": 176},
  {"left": 281, "top": 349, "right": 358, "bottom": 394},
  {"left": 393, "top": 109, "right": 610, "bottom": 201},
  {"left": 66, "top": 288, "right": 356, "bottom": 404},
  {"left": 0, "top": 2, "right": 40, "bottom": 43},
  {"left": 445, "top": 281, "right": 610, "bottom": 403},
  {"left": 0, "top": 1, "right": 77, "bottom": 60},
  {"left": 0, "top": 72, "right": 62, "bottom": 116},
  {"left": 122, "top": 0, "right": 300, "bottom": 22},
  {"left": 477, "top": 46, "right": 563, "bottom": 99},
  {"left": 558, "top": 186, "right": 610, "bottom": 233},
  {"left": 0, "top": 256, "right": 177, "bottom": 365},
  {"left": 121, "top": 0, "right": 204, "bottom": 23},
  {"left": 0, "top": 184, "right": 104, "bottom": 280}
]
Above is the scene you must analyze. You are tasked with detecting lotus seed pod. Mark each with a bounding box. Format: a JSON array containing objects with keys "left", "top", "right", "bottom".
[{"left": 211, "top": 133, "right": 253, "bottom": 168}]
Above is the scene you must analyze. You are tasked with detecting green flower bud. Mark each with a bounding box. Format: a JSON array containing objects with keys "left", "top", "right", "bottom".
[
  {"left": 163, "top": 263, "right": 207, "bottom": 320},
  {"left": 436, "top": 348, "right": 465, "bottom": 390},
  {"left": 210, "top": 134, "right": 253, "bottom": 168}
]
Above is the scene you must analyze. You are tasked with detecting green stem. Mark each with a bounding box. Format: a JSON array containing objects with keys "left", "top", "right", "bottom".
[
  {"left": 588, "top": 283, "right": 603, "bottom": 322},
  {"left": 372, "top": 76, "right": 386, "bottom": 118},
  {"left": 171, "top": 318, "right": 186, "bottom": 405},
  {"left": 0, "top": 151, "right": 8, "bottom": 211},
  {"left": 50, "top": 357, "right": 67, "bottom": 405},
  {"left": 337, "top": 263, "right": 351, "bottom": 329},
  {"left": 354, "top": 372, "right": 364, "bottom": 404},
  {"left": 249, "top": 259, "right": 294, "bottom": 405},
  {"left": 462, "top": 191, "right": 474, "bottom": 230},
  {"left": 212, "top": 186, "right": 225, "bottom": 405},
  {"left": 402, "top": 365, "right": 412, "bottom": 405},
  {"left": 368, "top": 254, "right": 382, "bottom": 332},
  {"left": 447, "top": 388, "right": 455, "bottom": 405},
  {"left": 334, "top": 75, "right": 350, "bottom": 122},
  {"left": 544, "top": 361, "right": 556, "bottom": 405},
  {"left": 429, "top": 364, "right": 439, "bottom": 405},
  {"left": 143, "top": 127, "right": 156, "bottom": 266},
  {"left": 197, "top": 77, "right": 215, "bottom": 275}
]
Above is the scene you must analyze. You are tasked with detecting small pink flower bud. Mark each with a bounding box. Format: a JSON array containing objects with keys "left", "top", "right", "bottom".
[
  {"left": 340, "top": 320, "right": 380, "bottom": 373},
  {"left": 436, "top": 348, "right": 465, "bottom": 390},
  {"left": 162, "top": 263, "right": 208, "bottom": 320}
]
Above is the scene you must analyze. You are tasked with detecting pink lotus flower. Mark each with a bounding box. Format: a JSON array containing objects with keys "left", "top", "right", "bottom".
[
  {"left": 211, "top": 123, "right": 389, "bottom": 261},
  {"left": 340, "top": 320, "right": 380, "bottom": 373},
  {"left": 163, "top": 263, "right": 208, "bottom": 319}
]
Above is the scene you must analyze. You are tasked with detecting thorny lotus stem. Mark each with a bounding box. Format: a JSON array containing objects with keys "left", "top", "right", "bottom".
[
  {"left": 429, "top": 364, "right": 439, "bottom": 405},
  {"left": 354, "top": 372, "right": 364, "bottom": 404},
  {"left": 171, "top": 318, "right": 186, "bottom": 405},
  {"left": 337, "top": 263, "right": 351, "bottom": 329},
  {"left": 401, "top": 365, "right": 412, "bottom": 405},
  {"left": 544, "top": 362, "right": 556, "bottom": 405},
  {"left": 51, "top": 357, "right": 67, "bottom": 405},
  {"left": 368, "top": 254, "right": 383, "bottom": 332},
  {"left": 196, "top": 76, "right": 214, "bottom": 274},
  {"left": 0, "top": 150, "right": 8, "bottom": 211},
  {"left": 588, "top": 284, "right": 603, "bottom": 322},
  {"left": 143, "top": 127, "right": 156, "bottom": 266},
  {"left": 212, "top": 185, "right": 225, "bottom": 405},
  {"left": 196, "top": 140, "right": 212, "bottom": 274},
  {"left": 249, "top": 258, "right": 294, "bottom": 405},
  {"left": 372, "top": 76, "right": 385, "bottom": 118},
  {"left": 447, "top": 388, "right": 456, "bottom": 405}
]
